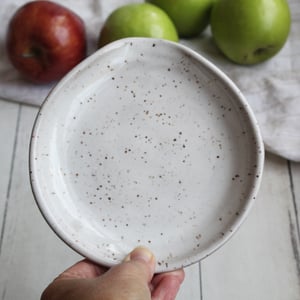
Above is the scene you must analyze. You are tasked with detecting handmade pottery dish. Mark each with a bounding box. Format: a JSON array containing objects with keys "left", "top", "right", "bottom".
[{"left": 29, "top": 37, "right": 264, "bottom": 272}]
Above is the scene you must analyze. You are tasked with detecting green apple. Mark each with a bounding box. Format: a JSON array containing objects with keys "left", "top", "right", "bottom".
[
  {"left": 147, "top": 0, "right": 214, "bottom": 38},
  {"left": 210, "top": 0, "right": 291, "bottom": 65},
  {"left": 98, "top": 3, "right": 178, "bottom": 48}
]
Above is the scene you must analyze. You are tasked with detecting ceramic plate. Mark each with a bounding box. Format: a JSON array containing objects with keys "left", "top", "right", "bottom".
[{"left": 30, "top": 38, "right": 264, "bottom": 272}]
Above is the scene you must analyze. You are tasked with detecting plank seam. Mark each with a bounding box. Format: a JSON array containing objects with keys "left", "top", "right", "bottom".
[
  {"left": 288, "top": 210, "right": 300, "bottom": 283},
  {"left": 199, "top": 262, "right": 203, "bottom": 300},
  {"left": 288, "top": 161, "right": 300, "bottom": 241},
  {"left": 0, "top": 105, "right": 22, "bottom": 255}
]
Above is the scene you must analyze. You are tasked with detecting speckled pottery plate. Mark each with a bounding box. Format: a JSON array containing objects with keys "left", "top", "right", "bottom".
[{"left": 30, "top": 37, "right": 264, "bottom": 272}]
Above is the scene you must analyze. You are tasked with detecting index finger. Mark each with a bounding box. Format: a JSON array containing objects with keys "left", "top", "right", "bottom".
[{"left": 56, "top": 259, "right": 108, "bottom": 280}]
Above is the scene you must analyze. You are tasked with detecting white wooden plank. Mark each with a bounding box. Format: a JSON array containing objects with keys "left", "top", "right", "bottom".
[
  {"left": 0, "top": 99, "right": 19, "bottom": 246},
  {"left": 201, "top": 153, "right": 300, "bottom": 300},
  {"left": 0, "top": 105, "right": 81, "bottom": 300},
  {"left": 177, "top": 263, "right": 201, "bottom": 299},
  {"left": 290, "top": 160, "right": 300, "bottom": 277}
]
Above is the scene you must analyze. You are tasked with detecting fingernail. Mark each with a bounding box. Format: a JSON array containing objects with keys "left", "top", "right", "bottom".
[{"left": 124, "top": 247, "right": 154, "bottom": 263}]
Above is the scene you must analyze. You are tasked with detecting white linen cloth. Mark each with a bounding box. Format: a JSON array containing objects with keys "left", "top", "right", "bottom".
[{"left": 0, "top": 0, "right": 299, "bottom": 161}]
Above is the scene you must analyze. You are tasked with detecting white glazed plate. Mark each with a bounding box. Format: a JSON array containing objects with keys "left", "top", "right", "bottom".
[{"left": 30, "top": 38, "right": 264, "bottom": 272}]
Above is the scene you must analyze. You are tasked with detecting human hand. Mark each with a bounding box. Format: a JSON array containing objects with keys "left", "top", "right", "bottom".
[{"left": 41, "top": 247, "right": 185, "bottom": 300}]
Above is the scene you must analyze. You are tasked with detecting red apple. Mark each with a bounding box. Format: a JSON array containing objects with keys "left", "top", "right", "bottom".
[{"left": 6, "top": 0, "right": 87, "bottom": 84}]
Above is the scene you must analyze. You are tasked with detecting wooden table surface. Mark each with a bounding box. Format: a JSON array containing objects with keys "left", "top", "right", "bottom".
[{"left": 0, "top": 98, "right": 299, "bottom": 299}]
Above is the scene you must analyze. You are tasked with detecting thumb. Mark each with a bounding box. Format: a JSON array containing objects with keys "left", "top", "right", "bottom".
[{"left": 99, "top": 247, "right": 156, "bottom": 300}]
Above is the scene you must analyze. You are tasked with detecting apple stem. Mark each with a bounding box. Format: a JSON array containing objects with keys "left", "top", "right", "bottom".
[{"left": 22, "top": 47, "right": 44, "bottom": 59}]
